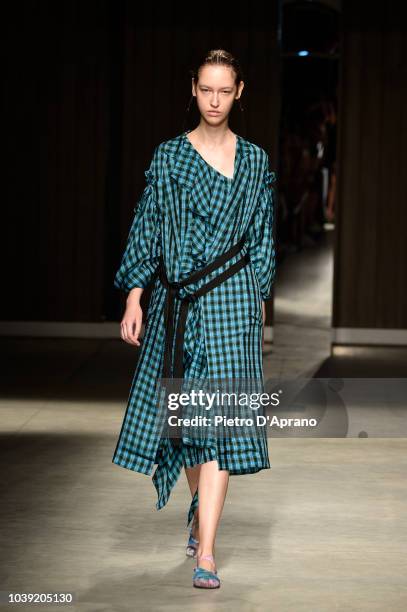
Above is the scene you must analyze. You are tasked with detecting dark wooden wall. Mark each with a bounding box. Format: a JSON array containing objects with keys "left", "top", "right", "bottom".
[
  {"left": 3, "top": 1, "right": 111, "bottom": 322},
  {"left": 3, "top": 1, "right": 281, "bottom": 324},
  {"left": 333, "top": 0, "right": 407, "bottom": 330}
]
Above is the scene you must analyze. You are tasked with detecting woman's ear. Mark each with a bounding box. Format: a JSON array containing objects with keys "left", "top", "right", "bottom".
[{"left": 237, "top": 80, "right": 245, "bottom": 99}]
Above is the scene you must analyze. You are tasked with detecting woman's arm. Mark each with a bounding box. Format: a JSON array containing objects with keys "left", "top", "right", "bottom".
[
  {"left": 114, "top": 149, "right": 162, "bottom": 293},
  {"left": 246, "top": 152, "right": 277, "bottom": 302},
  {"left": 114, "top": 146, "right": 162, "bottom": 345}
]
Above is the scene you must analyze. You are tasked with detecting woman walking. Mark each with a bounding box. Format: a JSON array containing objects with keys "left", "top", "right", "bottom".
[{"left": 113, "top": 49, "right": 276, "bottom": 589}]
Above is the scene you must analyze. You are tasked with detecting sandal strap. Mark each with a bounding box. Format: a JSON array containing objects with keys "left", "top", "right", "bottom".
[
  {"left": 193, "top": 567, "right": 220, "bottom": 583},
  {"left": 197, "top": 553, "right": 217, "bottom": 572}
]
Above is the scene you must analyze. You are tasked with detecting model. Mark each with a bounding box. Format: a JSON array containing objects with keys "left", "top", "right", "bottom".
[{"left": 112, "top": 49, "right": 276, "bottom": 589}]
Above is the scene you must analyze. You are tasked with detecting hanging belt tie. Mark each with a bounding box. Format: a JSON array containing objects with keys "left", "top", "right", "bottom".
[{"left": 158, "top": 235, "right": 251, "bottom": 447}]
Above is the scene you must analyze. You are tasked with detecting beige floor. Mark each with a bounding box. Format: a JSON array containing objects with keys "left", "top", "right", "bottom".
[{"left": 1, "top": 229, "right": 407, "bottom": 611}]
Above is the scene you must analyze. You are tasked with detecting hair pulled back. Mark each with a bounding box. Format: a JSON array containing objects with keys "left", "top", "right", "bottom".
[{"left": 182, "top": 49, "right": 246, "bottom": 134}]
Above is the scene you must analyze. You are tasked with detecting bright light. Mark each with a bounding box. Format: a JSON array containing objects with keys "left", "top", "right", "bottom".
[{"left": 298, "top": 50, "right": 309, "bottom": 56}]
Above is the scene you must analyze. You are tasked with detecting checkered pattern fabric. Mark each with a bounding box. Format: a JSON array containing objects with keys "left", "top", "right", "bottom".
[{"left": 112, "top": 130, "right": 276, "bottom": 525}]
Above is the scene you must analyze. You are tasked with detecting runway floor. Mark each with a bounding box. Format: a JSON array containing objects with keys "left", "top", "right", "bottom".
[{"left": 1, "top": 230, "right": 407, "bottom": 611}]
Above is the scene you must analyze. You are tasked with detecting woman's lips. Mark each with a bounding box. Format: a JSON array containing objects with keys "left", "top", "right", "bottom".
[{"left": 207, "top": 111, "right": 220, "bottom": 115}]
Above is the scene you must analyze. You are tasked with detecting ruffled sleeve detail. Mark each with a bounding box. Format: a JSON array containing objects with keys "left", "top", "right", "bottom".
[
  {"left": 144, "top": 168, "right": 156, "bottom": 187},
  {"left": 114, "top": 163, "right": 162, "bottom": 292},
  {"left": 265, "top": 169, "right": 276, "bottom": 186},
  {"left": 246, "top": 156, "right": 277, "bottom": 301}
]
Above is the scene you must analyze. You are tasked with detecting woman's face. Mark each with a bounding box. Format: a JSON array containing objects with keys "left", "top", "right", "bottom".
[{"left": 192, "top": 64, "right": 244, "bottom": 125}]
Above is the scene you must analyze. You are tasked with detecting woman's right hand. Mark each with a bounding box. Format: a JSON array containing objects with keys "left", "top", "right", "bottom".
[{"left": 120, "top": 299, "right": 143, "bottom": 347}]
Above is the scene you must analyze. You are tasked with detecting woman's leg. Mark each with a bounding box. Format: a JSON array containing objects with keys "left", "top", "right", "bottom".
[
  {"left": 185, "top": 465, "right": 201, "bottom": 538},
  {"left": 196, "top": 460, "right": 229, "bottom": 571}
]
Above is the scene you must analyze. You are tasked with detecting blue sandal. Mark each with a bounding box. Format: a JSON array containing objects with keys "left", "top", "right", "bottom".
[
  {"left": 186, "top": 526, "right": 199, "bottom": 558},
  {"left": 193, "top": 554, "right": 220, "bottom": 589}
]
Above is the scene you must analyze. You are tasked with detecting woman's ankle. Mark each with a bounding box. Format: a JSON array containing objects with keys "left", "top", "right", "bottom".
[
  {"left": 196, "top": 550, "right": 216, "bottom": 571},
  {"left": 197, "top": 546, "right": 214, "bottom": 558}
]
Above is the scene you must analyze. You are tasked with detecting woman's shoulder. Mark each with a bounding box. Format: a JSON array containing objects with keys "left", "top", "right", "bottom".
[
  {"left": 240, "top": 136, "right": 269, "bottom": 164},
  {"left": 150, "top": 132, "right": 270, "bottom": 178},
  {"left": 154, "top": 133, "right": 185, "bottom": 159},
  {"left": 147, "top": 135, "right": 183, "bottom": 179},
  {"left": 240, "top": 137, "right": 275, "bottom": 184},
  {"left": 154, "top": 131, "right": 267, "bottom": 156}
]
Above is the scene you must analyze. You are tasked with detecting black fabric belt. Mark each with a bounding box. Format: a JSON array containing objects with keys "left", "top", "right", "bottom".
[{"left": 158, "top": 235, "right": 250, "bottom": 447}]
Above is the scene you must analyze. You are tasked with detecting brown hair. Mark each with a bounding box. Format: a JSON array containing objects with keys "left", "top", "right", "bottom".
[
  {"left": 190, "top": 49, "right": 244, "bottom": 87},
  {"left": 182, "top": 49, "right": 246, "bottom": 133}
]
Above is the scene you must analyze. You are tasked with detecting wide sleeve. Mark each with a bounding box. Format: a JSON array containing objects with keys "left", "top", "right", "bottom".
[
  {"left": 246, "top": 154, "right": 277, "bottom": 301},
  {"left": 113, "top": 149, "right": 162, "bottom": 292}
]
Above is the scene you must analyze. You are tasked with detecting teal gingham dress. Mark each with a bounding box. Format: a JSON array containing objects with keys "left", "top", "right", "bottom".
[{"left": 112, "top": 130, "right": 276, "bottom": 526}]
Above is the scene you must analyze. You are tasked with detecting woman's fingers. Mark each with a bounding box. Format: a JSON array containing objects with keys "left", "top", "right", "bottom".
[
  {"left": 120, "top": 305, "right": 143, "bottom": 346},
  {"left": 121, "top": 320, "right": 141, "bottom": 346},
  {"left": 128, "top": 316, "right": 142, "bottom": 346}
]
